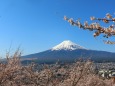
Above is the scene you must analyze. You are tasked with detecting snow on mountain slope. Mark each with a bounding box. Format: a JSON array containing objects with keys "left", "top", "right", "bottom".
[{"left": 51, "top": 40, "right": 86, "bottom": 51}]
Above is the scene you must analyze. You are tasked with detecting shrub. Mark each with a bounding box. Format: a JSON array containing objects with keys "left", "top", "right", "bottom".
[{"left": 0, "top": 51, "right": 113, "bottom": 86}]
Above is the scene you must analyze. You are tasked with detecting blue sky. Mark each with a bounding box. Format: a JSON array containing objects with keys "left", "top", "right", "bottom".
[{"left": 0, "top": 0, "right": 115, "bottom": 57}]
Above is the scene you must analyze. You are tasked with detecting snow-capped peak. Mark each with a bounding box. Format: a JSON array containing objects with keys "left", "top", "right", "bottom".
[{"left": 51, "top": 40, "right": 86, "bottom": 51}]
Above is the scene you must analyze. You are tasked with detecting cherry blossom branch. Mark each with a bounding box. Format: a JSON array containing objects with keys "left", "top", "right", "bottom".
[{"left": 64, "top": 13, "right": 115, "bottom": 44}]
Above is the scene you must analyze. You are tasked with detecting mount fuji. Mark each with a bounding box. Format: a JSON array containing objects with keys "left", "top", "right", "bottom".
[
  {"left": 51, "top": 40, "right": 86, "bottom": 51},
  {"left": 23, "top": 40, "right": 115, "bottom": 63}
]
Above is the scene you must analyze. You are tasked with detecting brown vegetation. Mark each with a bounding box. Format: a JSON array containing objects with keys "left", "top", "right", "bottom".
[{"left": 0, "top": 50, "right": 114, "bottom": 86}]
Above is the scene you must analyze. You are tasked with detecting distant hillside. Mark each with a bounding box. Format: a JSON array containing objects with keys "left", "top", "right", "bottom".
[{"left": 22, "top": 40, "right": 115, "bottom": 63}]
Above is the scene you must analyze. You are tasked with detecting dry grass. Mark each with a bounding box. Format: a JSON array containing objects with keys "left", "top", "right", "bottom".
[{"left": 0, "top": 50, "right": 113, "bottom": 86}]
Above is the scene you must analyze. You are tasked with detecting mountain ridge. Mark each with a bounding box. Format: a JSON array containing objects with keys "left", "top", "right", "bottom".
[
  {"left": 22, "top": 40, "right": 115, "bottom": 63},
  {"left": 51, "top": 40, "right": 86, "bottom": 51}
]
